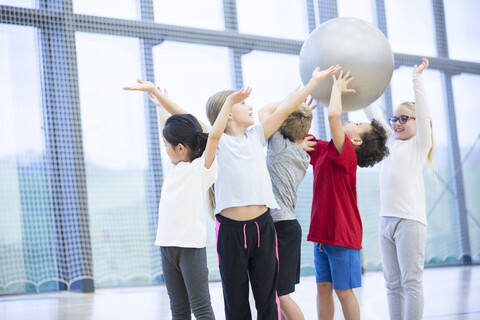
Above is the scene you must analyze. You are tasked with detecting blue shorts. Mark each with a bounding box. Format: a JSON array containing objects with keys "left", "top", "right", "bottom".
[{"left": 313, "top": 243, "right": 362, "bottom": 290}]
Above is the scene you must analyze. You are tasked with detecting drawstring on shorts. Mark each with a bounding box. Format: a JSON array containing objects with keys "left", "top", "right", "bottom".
[{"left": 242, "top": 222, "right": 261, "bottom": 249}]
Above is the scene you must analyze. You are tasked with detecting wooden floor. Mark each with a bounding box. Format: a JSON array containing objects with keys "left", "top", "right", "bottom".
[{"left": 1, "top": 266, "right": 479, "bottom": 320}]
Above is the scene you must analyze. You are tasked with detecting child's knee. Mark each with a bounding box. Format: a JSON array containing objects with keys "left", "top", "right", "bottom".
[
  {"left": 334, "top": 288, "right": 355, "bottom": 302},
  {"left": 317, "top": 282, "right": 333, "bottom": 295}
]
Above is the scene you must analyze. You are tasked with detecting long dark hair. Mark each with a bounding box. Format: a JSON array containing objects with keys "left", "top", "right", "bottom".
[{"left": 162, "top": 114, "right": 208, "bottom": 161}]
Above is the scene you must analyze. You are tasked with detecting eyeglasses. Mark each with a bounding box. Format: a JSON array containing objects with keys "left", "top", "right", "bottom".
[{"left": 389, "top": 115, "right": 416, "bottom": 125}]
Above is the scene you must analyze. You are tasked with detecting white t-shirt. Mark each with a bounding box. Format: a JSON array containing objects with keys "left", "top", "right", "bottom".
[
  {"left": 364, "top": 74, "right": 432, "bottom": 226},
  {"left": 155, "top": 154, "right": 217, "bottom": 248},
  {"left": 214, "top": 124, "right": 279, "bottom": 214}
]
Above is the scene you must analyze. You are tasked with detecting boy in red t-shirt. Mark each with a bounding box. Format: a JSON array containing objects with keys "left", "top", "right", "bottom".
[{"left": 304, "top": 71, "right": 389, "bottom": 320}]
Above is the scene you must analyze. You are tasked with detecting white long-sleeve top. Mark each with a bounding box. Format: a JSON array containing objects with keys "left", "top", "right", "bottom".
[{"left": 364, "top": 73, "right": 432, "bottom": 226}]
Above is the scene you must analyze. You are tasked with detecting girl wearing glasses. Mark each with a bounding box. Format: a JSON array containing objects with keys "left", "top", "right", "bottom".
[{"left": 364, "top": 57, "right": 435, "bottom": 320}]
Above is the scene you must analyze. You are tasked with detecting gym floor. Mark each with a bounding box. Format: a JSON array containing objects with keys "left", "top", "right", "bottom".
[{"left": 1, "top": 265, "right": 479, "bottom": 320}]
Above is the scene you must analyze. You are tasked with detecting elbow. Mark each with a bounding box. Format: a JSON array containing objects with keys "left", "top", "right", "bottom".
[
  {"left": 208, "top": 132, "right": 222, "bottom": 143},
  {"left": 328, "top": 113, "right": 341, "bottom": 121},
  {"left": 258, "top": 110, "right": 267, "bottom": 122}
]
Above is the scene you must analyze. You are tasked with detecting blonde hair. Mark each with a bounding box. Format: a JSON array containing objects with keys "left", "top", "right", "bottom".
[
  {"left": 399, "top": 101, "right": 436, "bottom": 173},
  {"left": 280, "top": 103, "right": 313, "bottom": 142},
  {"left": 206, "top": 90, "right": 235, "bottom": 126}
]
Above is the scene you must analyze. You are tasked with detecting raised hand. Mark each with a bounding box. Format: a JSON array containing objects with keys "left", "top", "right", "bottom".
[
  {"left": 332, "top": 71, "right": 356, "bottom": 95},
  {"left": 305, "top": 96, "right": 317, "bottom": 111},
  {"left": 300, "top": 135, "right": 317, "bottom": 152},
  {"left": 413, "top": 57, "right": 429, "bottom": 75},
  {"left": 311, "top": 64, "right": 342, "bottom": 84},
  {"left": 148, "top": 86, "right": 168, "bottom": 107},
  {"left": 123, "top": 79, "right": 157, "bottom": 92},
  {"left": 225, "top": 86, "right": 253, "bottom": 105}
]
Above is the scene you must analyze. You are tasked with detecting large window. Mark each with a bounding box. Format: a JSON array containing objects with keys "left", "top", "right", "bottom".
[
  {"left": 444, "top": 0, "right": 480, "bottom": 63},
  {"left": 237, "top": 0, "right": 309, "bottom": 40},
  {"left": 153, "top": 0, "right": 224, "bottom": 30},
  {"left": 384, "top": 0, "right": 436, "bottom": 56},
  {"left": 0, "top": 0, "right": 478, "bottom": 295},
  {"left": 76, "top": 32, "right": 159, "bottom": 287},
  {"left": 73, "top": 0, "right": 139, "bottom": 20},
  {"left": 452, "top": 73, "right": 480, "bottom": 263},
  {"left": 0, "top": 24, "right": 56, "bottom": 294}
]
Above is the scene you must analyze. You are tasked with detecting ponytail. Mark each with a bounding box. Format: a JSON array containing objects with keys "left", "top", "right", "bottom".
[{"left": 163, "top": 114, "right": 207, "bottom": 161}]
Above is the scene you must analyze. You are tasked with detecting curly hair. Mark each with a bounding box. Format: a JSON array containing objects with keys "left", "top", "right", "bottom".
[{"left": 355, "top": 119, "right": 389, "bottom": 167}]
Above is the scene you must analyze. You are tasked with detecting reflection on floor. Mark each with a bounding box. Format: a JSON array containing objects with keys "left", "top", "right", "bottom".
[{"left": 1, "top": 266, "right": 479, "bottom": 320}]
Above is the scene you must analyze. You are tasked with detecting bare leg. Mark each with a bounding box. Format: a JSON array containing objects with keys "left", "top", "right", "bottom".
[
  {"left": 316, "top": 282, "right": 334, "bottom": 320},
  {"left": 279, "top": 294, "right": 304, "bottom": 320},
  {"left": 335, "top": 288, "right": 360, "bottom": 320}
]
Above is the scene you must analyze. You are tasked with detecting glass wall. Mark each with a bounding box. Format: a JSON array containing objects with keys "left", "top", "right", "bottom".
[
  {"left": 0, "top": 0, "right": 478, "bottom": 294},
  {"left": 76, "top": 32, "right": 159, "bottom": 287},
  {"left": 452, "top": 73, "right": 480, "bottom": 263},
  {"left": 0, "top": 24, "right": 59, "bottom": 294}
]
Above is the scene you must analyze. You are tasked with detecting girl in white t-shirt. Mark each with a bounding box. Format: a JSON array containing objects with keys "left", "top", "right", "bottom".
[
  {"left": 205, "top": 65, "right": 340, "bottom": 320},
  {"left": 364, "top": 58, "right": 435, "bottom": 320},
  {"left": 124, "top": 81, "right": 252, "bottom": 320}
]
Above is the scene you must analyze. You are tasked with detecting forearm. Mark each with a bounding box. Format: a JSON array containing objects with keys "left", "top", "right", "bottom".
[
  {"left": 209, "top": 103, "right": 232, "bottom": 140},
  {"left": 150, "top": 88, "right": 188, "bottom": 115},
  {"left": 413, "top": 74, "right": 432, "bottom": 150},
  {"left": 204, "top": 102, "right": 231, "bottom": 168},
  {"left": 281, "top": 79, "right": 318, "bottom": 114},
  {"left": 158, "top": 106, "right": 170, "bottom": 131},
  {"left": 258, "top": 100, "right": 283, "bottom": 122},
  {"left": 328, "top": 89, "right": 343, "bottom": 119},
  {"left": 328, "top": 89, "right": 346, "bottom": 153},
  {"left": 364, "top": 104, "right": 394, "bottom": 138}
]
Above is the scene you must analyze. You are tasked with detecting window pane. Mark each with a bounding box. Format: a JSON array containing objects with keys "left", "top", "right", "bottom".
[
  {"left": 0, "top": 0, "right": 35, "bottom": 8},
  {"left": 452, "top": 73, "right": 480, "bottom": 263},
  {"left": 73, "top": 0, "right": 139, "bottom": 20},
  {"left": 237, "top": 0, "right": 309, "bottom": 40},
  {"left": 384, "top": 0, "right": 436, "bottom": 56},
  {"left": 76, "top": 32, "right": 159, "bottom": 287},
  {"left": 152, "top": 41, "right": 231, "bottom": 279},
  {"left": 391, "top": 67, "right": 460, "bottom": 265},
  {"left": 0, "top": 24, "right": 56, "bottom": 293},
  {"left": 444, "top": 0, "right": 480, "bottom": 63},
  {"left": 242, "top": 51, "right": 301, "bottom": 119},
  {"left": 337, "top": 0, "right": 374, "bottom": 24},
  {"left": 153, "top": 0, "right": 224, "bottom": 30}
]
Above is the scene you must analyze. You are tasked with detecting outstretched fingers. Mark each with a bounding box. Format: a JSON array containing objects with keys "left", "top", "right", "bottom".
[
  {"left": 414, "top": 57, "right": 429, "bottom": 74},
  {"left": 240, "top": 86, "right": 253, "bottom": 99}
]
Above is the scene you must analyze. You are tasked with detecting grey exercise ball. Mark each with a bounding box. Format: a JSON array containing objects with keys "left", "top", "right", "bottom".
[{"left": 299, "top": 17, "right": 394, "bottom": 111}]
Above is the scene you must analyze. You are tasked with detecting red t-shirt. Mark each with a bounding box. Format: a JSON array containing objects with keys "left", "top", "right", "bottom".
[{"left": 307, "top": 134, "right": 363, "bottom": 249}]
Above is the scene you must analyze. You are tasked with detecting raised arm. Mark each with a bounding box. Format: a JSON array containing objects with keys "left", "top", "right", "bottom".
[
  {"left": 204, "top": 87, "right": 252, "bottom": 169},
  {"left": 147, "top": 88, "right": 171, "bottom": 130},
  {"left": 123, "top": 79, "right": 207, "bottom": 132},
  {"left": 413, "top": 58, "right": 432, "bottom": 153},
  {"left": 328, "top": 71, "right": 356, "bottom": 154},
  {"left": 258, "top": 100, "right": 283, "bottom": 122},
  {"left": 259, "top": 97, "right": 316, "bottom": 123},
  {"left": 261, "top": 65, "right": 341, "bottom": 140},
  {"left": 363, "top": 103, "right": 394, "bottom": 138}
]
